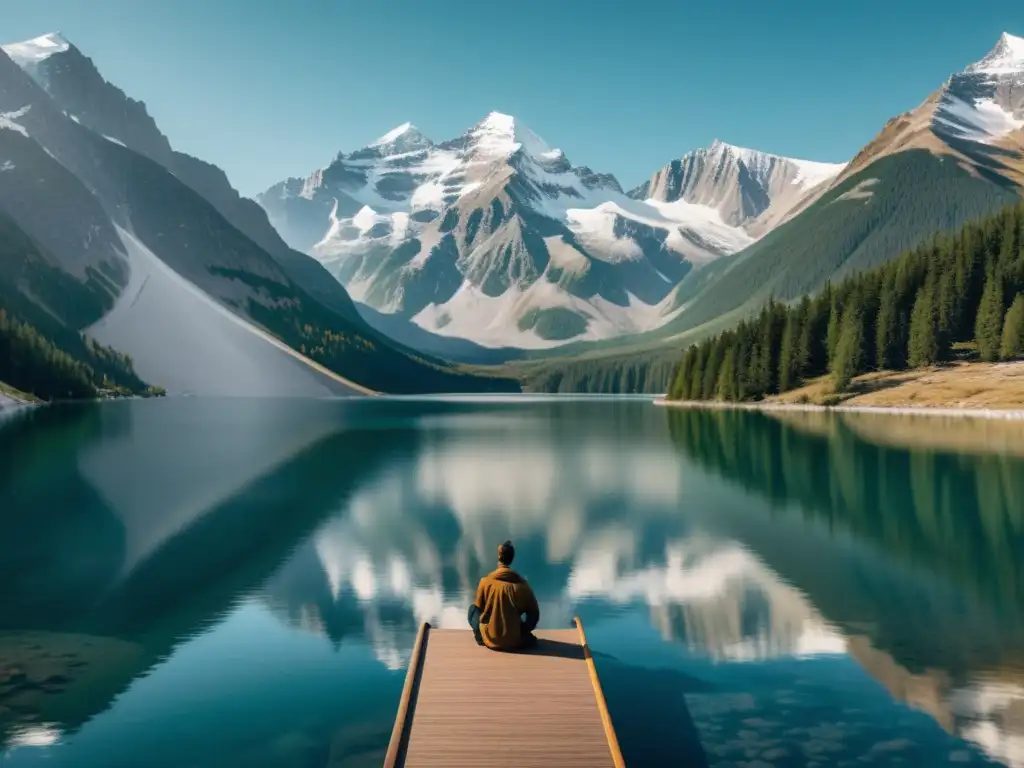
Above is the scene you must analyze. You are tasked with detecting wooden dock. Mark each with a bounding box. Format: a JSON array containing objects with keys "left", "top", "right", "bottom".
[{"left": 384, "top": 616, "right": 624, "bottom": 767}]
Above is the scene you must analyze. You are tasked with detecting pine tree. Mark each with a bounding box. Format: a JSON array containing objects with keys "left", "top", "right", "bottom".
[
  {"left": 831, "top": 304, "right": 864, "bottom": 393},
  {"left": 976, "top": 270, "right": 1006, "bottom": 362},
  {"left": 826, "top": 296, "right": 842, "bottom": 365},
  {"left": 688, "top": 345, "right": 708, "bottom": 400},
  {"left": 935, "top": 240, "right": 962, "bottom": 339},
  {"left": 734, "top": 331, "right": 751, "bottom": 401},
  {"left": 800, "top": 293, "right": 830, "bottom": 377},
  {"left": 749, "top": 301, "right": 786, "bottom": 396},
  {"left": 875, "top": 283, "right": 901, "bottom": 370},
  {"left": 936, "top": 270, "right": 955, "bottom": 359},
  {"left": 1000, "top": 294, "right": 1024, "bottom": 360},
  {"left": 716, "top": 346, "right": 738, "bottom": 401},
  {"left": 957, "top": 225, "right": 986, "bottom": 341},
  {"left": 908, "top": 280, "right": 939, "bottom": 367},
  {"left": 668, "top": 349, "right": 694, "bottom": 400},
  {"left": 778, "top": 311, "right": 802, "bottom": 392},
  {"left": 998, "top": 209, "right": 1018, "bottom": 274},
  {"left": 702, "top": 339, "right": 724, "bottom": 400},
  {"left": 792, "top": 295, "right": 812, "bottom": 375}
]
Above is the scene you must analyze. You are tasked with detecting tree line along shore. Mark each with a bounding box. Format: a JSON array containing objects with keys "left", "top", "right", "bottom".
[{"left": 666, "top": 202, "right": 1024, "bottom": 408}]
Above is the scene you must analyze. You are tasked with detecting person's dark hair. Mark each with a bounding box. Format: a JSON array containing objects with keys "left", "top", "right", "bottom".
[{"left": 497, "top": 540, "right": 515, "bottom": 566}]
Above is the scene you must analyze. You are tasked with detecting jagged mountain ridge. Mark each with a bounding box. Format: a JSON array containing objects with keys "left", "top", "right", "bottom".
[
  {"left": 657, "top": 31, "right": 1024, "bottom": 328},
  {"left": 0, "top": 33, "right": 518, "bottom": 395},
  {"left": 1, "top": 32, "right": 363, "bottom": 323},
  {"left": 259, "top": 114, "right": 839, "bottom": 349},
  {"left": 521, "top": 32, "right": 1024, "bottom": 395},
  {"left": 836, "top": 31, "right": 1024, "bottom": 189},
  {"left": 630, "top": 139, "right": 846, "bottom": 237},
  {"left": 0, "top": 60, "right": 363, "bottom": 396}
]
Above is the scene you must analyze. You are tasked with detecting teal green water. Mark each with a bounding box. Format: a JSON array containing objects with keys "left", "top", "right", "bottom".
[{"left": 2, "top": 397, "right": 1023, "bottom": 767}]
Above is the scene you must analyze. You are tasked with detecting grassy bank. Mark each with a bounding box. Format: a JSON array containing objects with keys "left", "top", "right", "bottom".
[
  {"left": 0, "top": 380, "right": 41, "bottom": 406},
  {"left": 657, "top": 360, "right": 1024, "bottom": 415}
]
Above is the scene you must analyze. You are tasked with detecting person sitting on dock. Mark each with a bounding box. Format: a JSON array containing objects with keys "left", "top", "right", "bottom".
[{"left": 467, "top": 540, "right": 540, "bottom": 651}]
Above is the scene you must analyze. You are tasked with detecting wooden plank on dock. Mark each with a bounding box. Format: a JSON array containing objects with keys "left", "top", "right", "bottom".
[{"left": 385, "top": 617, "right": 624, "bottom": 767}]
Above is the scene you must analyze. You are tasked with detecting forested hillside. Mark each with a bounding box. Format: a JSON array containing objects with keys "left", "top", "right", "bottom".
[
  {"left": 520, "top": 350, "right": 680, "bottom": 394},
  {"left": 0, "top": 309, "right": 159, "bottom": 400},
  {"left": 667, "top": 201, "right": 1024, "bottom": 402},
  {"left": 521, "top": 149, "right": 1024, "bottom": 395},
  {"left": 0, "top": 211, "right": 158, "bottom": 401},
  {"left": 660, "top": 151, "right": 1022, "bottom": 335}
]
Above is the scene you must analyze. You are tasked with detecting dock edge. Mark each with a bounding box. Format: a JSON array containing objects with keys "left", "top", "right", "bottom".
[
  {"left": 574, "top": 616, "right": 626, "bottom": 767},
  {"left": 383, "top": 621, "right": 431, "bottom": 767}
]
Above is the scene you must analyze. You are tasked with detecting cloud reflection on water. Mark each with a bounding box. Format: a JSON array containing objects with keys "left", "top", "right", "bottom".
[
  {"left": 259, "top": 403, "right": 1024, "bottom": 767},
  {"left": 6, "top": 398, "right": 1024, "bottom": 766}
]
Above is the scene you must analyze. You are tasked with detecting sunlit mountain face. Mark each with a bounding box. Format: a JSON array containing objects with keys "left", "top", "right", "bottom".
[{"left": 5, "top": 398, "right": 1024, "bottom": 766}]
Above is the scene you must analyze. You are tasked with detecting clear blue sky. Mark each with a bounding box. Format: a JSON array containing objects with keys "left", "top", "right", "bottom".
[{"left": 4, "top": 0, "right": 1018, "bottom": 196}]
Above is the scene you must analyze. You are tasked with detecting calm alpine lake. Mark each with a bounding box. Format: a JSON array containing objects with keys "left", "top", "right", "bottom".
[{"left": 2, "top": 396, "right": 1023, "bottom": 767}]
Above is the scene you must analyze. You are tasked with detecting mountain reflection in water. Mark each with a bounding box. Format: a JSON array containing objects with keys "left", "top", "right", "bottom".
[{"left": 1, "top": 398, "right": 1023, "bottom": 767}]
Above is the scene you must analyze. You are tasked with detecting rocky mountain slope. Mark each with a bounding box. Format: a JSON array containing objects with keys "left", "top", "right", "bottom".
[
  {"left": 260, "top": 115, "right": 840, "bottom": 350},
  {"left": 520, "top": 31, "right": 1024, "bottom": 393},
  {"left": 630, "top": 139, "right": 845, "bottom": 236},
  {"left": 838, "top": 32, "right": 1024, "bottom": 188},
  {"left": 2, "top": 32, "right": 361, "bottom": 322},
  {"left": 0, "top": 33, "right": 517, "bottom": 395},
  {"left": 651, "top": 31, "right": 1024, "bottom": 340}
]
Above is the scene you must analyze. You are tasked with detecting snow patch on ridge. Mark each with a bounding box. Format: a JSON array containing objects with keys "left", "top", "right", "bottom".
[
  {"left": 412, "top": 277, "right": 672, "bottom": 349},
  {"left": 0, "top": 106, "right": 31, "bottom": 137},
  {"left": 2, "top": 32, "right": 70, "bottom": 65},
  {"left": 567, "top": 197, "right": 754, "bottom": 266},
  {"left": 790, "top": 158, "right": 849, "bottom": 188},
  {"left": 934, "top": 96, "right": 1024, "bottom": 143}
]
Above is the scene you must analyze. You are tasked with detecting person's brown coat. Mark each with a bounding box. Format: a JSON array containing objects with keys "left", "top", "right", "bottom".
[{"left": 473, "top": 566, "right": 540, "bottom": 650}]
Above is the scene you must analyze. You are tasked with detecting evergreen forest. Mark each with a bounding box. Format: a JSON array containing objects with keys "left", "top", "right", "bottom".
[
  {"left": 0, "top": 308, "right": 162, "bottom": 401},
  {"left": 667, "top": 202, "right": 1024, "bottom": 402}
]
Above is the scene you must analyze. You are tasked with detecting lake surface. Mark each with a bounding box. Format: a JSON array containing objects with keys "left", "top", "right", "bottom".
[{"left": 2, "top": 397, "right": 1024, "bottom": 767}]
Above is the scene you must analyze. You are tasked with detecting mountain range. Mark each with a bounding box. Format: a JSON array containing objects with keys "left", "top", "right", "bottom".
[
  {"left": 255, "top": 32, "right": 1024, "bottom": 368},
  {"left": 514, "top": 32, "right": 1024, "bottom": 392},
  {"left": 0, "top": 32, "right": 517, "bottom": 396},
  {"left": 257, "top": 114, "right": 844, "bottom": 352},
  {"left": 0, "top": 30, "right": 1022, "bottom": 395}
]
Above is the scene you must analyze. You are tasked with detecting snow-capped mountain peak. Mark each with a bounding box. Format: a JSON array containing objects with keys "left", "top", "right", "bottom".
[
  {"left": 1, "top": 32, "right": 71, "bottom": 66},
  {"left": 259, "top": 114, "right": 847, "bottom": 350},
  {"left": 707, "top": 138, "right": 755, "bottom": 159},
  {"left": 366, "top": 122, "right": 432, "bottom": 154},
  {"left": 703, "top": 139, "right": 845, "bottom": 187},
  {"left": 965, "top": 31, "right": 1024, "bottom": 75},
  {"left": 467, "top": 111, "right": 564, "bottom": 163},
  {"left": 635, "top": 139, "right": 845, "bottom": 230},
  {"left": 931, "top": 32, "right": 1024, "bottom": 145},
  {"left": 370, "top": 121, "right": 416, "bottom": 146},
  {"left": 705, "top": 139, "right": 780, "bottom": 181}
]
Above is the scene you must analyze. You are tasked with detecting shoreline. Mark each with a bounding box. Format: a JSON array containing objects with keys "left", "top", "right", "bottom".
[
  {"left": 652, "top": 397, "right": 1024, "bottom": 421},
  {"left": 0, "top": 392, "right": 41, "bottom": 418}
]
